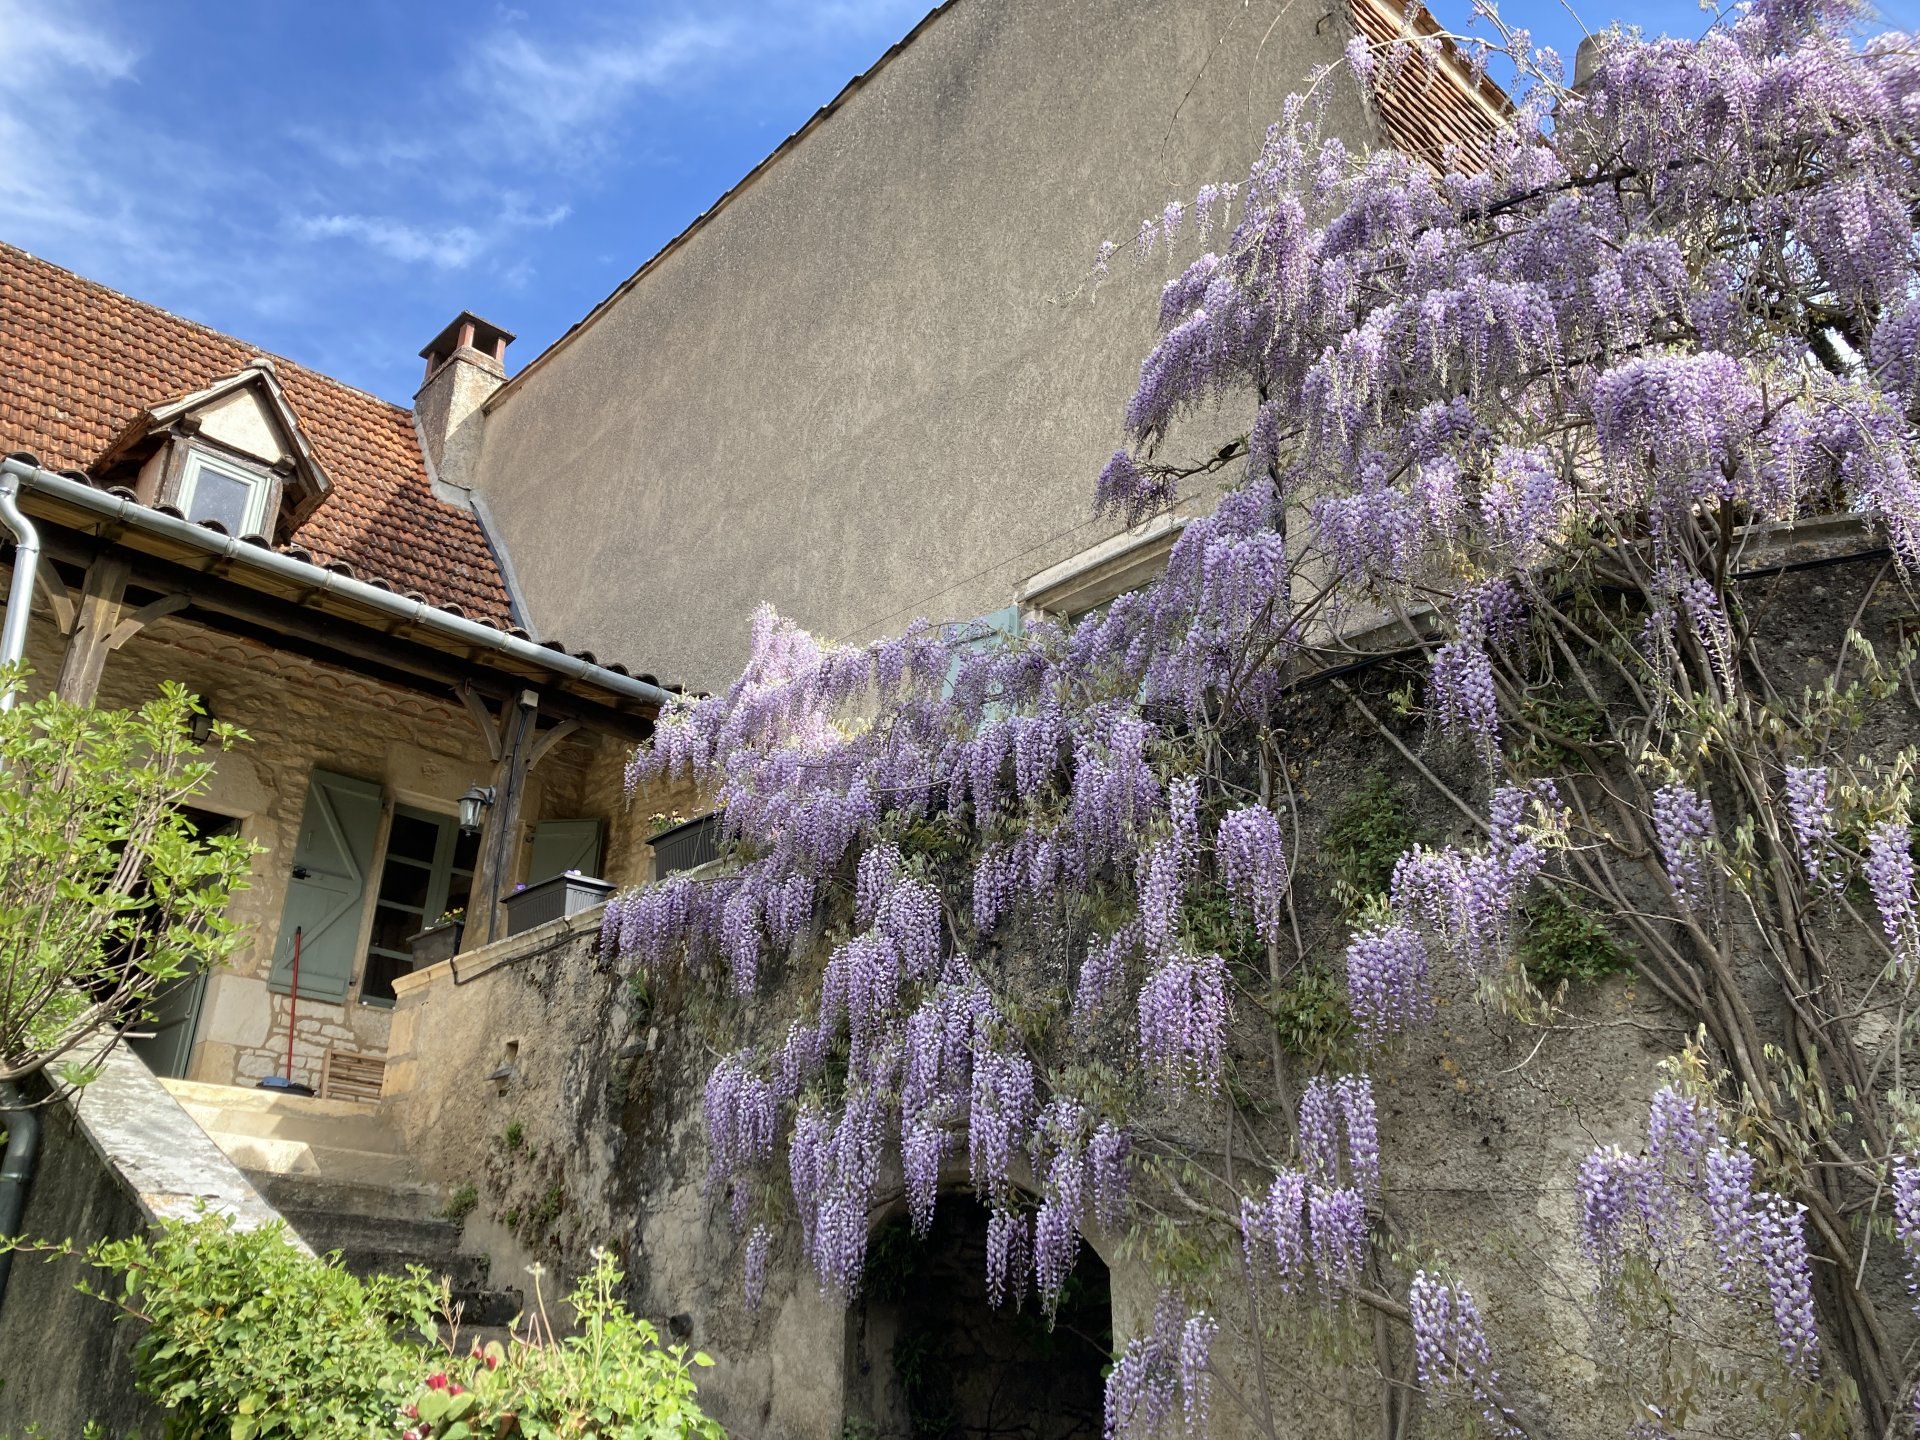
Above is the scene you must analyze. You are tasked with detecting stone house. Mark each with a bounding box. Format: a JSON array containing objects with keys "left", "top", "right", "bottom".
[{"left": 0, "top": 243, "right": 683, "bottom": 1094}]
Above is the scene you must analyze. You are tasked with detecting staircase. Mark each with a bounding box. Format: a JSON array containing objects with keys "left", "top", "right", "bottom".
[{"left": 162, "top": 1080, "right": 521, "bottom": 1326}]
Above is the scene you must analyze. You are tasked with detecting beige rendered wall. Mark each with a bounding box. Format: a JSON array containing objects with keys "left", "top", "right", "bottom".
[
  {"left": 466, "top": 0, "right": 1379, "bottom": 690},
  {"left": 11, "top": 603, "right": 638, "bottom": 1090}
]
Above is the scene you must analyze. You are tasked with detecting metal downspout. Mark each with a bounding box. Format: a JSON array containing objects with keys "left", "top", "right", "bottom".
[
  {"left": 0, "top": 1082, "right": 39, "bottom": 1309},
  {"left": 0, "top": 469, "right": 40, "bottom": 1308},
  {"left": 0, "top": 466, "right": 41, "bottom": 708}
]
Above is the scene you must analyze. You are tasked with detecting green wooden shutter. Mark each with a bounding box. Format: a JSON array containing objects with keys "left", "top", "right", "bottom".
[
  {"left": 269, "top": 769, "right": 384, "bottom": 1003},
  {"left": 527, "top": 819, "right": 604, "bottom": 885}
]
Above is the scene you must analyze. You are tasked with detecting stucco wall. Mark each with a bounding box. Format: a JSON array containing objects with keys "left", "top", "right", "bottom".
[
  {"left": 465, "top": 0, "right": 1381, "bottom": 690},
  {"left": 10, "top": 603, "right": 639, "bottom": 1091}
]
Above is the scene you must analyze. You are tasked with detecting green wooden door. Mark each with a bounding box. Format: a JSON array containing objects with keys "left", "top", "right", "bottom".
[
  {"left": 270, "top": 770, "right": 384, "bottom": 1003},
  {"left": 527, "top": 819, "right": 604, "bottom": 884}
]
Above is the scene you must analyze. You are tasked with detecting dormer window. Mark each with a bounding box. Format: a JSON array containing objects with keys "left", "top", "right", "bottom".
[
  {"left": 90, "top": 355, "right": 334, "bottom": 544},
  {"left": 178, "top": 449, "right": 273, "bottom": 536}
]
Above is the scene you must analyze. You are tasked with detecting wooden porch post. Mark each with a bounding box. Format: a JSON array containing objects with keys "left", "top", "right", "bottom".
[
  {"left": 55, "top": 556, "right": 130, "bottom": 704},
  {"left": 51, "top": 555, "right": 186, "bottom": 705},
  {"left": 467, "top": 688, "right": 540, "bottom": 948}
]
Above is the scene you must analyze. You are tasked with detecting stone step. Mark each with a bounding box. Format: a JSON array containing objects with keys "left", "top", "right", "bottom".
[
  {"left": 245, "top": 1170, "right": 448, "bottom": 1225},
  {"left": 278, "top": 1204, "right": 466, "bottom": 1256},
  {"left": 163, "top": 1079, "right": 384, "bottom": 1120},
  {"left": 335, "top": 1245, "right": 493, "bottom": 1292},
  {"left": 169, "top": 1101, "right": 407, "bottom": 1156},
  {"left": 192, "top": 1133, "right": 416, "bottom": 1185}
]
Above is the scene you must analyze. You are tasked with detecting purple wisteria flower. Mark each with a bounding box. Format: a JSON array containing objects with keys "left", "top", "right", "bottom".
[
  {"left": 1866, "top": 817, "right": 1918, "bottom": 971},
  {"left": 1298, "top": 1077, "right": 1340, "bottom": 1189},
  {"left": 1217, "top": 803, "right": 1290, "bottom": 947},
  {"left": 1137, "top": 953, "right": 1229, "bottom": 1094},
  {"left": 1430, "top": 638, "right": 1501, "bottom": 766},
  {"left": 1652, "top": 784, "right": 1715, "bottom": 909},
  {"left": 743, "top": 1224, "right": 771, "bottom": 1311},
  {"left": 986, "top": 1205, "right": 1031, "bottom": 1310},
  {"left": 1309, "top": 1185, "right": 1368, "bottom": 1292},
  {"left": 1345, "top": 924, "right": 1432, "bottom": 1044},
  {"left": 1408, "top": 1272, "right": 1523, "bottom": 1437},
  {"left": 1893, "top": 1155, "right": 1920, "bottom": 1312},
  {"left": 1783, "top": 765, "right": 1833, "bottom": 887},
  {"left": 1103, "top": 1296, "right": 1213, "bottom": 1440}
]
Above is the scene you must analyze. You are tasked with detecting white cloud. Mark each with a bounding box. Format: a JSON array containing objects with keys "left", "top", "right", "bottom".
[
  {"left": 294, "top": 200, "right": 568, "bottom": 271},
  {"left": 295, "top": 215, "right": 490, "bottom": 270},
  {"left": 457, "top": 14, "right": 742, "bottom": 159},
  {"left": 0, "top": 0, "right": 134, "bottom": 77}
]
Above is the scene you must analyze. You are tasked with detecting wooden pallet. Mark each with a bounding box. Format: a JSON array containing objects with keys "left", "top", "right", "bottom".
[{"left": 319, "top": 1046, "right": 386, "bottom": 1103}]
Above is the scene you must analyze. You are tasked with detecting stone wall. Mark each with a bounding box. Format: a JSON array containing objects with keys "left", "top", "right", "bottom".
[
  {"left": 0, "top": 1047, "right": 288, "bottom": 1437},
  {"left": 380, "top": 904, "right": 1673, "bottom": 1439},
  {"left": 376, "top": 545, "right": 1920, "bottom": 1439}
]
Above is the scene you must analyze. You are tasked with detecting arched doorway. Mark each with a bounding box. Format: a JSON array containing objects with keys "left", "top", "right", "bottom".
[{"left": 844, "top": 1194, "right": 1111, "bottom": 1439}]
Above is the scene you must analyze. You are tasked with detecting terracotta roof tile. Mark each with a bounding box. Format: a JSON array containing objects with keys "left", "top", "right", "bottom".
[{"left": 0, "top": 242, "right": 514, "bottom": 623}]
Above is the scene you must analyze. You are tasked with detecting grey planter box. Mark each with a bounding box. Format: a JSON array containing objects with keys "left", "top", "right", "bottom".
[
  {"left": 503, "top": 872, "right": 616, "bottom": 937},
  {"left": 651, "top": 812, "right": 721, "bottom": 878},
  {"left": 407, "top": 918, "right": 465, "bottom": 970}
]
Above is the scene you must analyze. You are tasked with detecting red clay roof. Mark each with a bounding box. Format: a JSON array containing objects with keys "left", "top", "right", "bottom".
[{"left": 0, "top": 242, "right": 515, "bottom": 623}]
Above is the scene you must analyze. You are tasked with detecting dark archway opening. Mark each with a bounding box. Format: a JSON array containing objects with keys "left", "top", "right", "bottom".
[{"left": 845, "top": 1194, "right": 1112, "bottom": 1439}]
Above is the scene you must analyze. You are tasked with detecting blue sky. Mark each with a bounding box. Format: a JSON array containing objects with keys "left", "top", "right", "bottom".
[{"left": 4, "top": 0, "right": 1918, "bottom": 406}]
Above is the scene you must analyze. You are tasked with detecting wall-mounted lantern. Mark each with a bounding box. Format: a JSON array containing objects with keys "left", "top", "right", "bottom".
[{"left": 458, "top": 784, "right": 496, "bottom": 836}]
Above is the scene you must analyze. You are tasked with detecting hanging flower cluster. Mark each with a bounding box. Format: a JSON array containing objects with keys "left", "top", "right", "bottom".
[
  {"left": 1409, "top": 1272, "right": 1524, "bottom": 1438},
  {"left": 1575, "top": 1086, "right": 1820, "bottom": 1377},
  {"left": 1102, "top": 1295, "right": 1217, "bottom": 1440}
]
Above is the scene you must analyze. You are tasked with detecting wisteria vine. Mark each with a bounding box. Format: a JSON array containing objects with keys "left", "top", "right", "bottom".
[{"left": 608, "top": 2, "right": 1920, "bottom": 1436}]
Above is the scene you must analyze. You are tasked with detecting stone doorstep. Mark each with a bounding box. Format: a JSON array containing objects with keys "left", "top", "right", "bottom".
[
  {"left": 161, "top": 1077, "right": 384, "bottom": 1121},
  {"left": 164, "top": 1102, "right": 408, "bottom": 1155}
]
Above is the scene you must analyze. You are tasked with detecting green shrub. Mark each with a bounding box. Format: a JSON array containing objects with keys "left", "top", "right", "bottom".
[
  {"left": 7, "top": 1215, "right": 721, "bottom": 1438},
  {"left": 82, "top": 1216, "right": 431, "bottom": 1438},
  {"left": 1518, "top": 891, "right": 1633, "bottom": 988},
  {"left": 404, "top": 1257, "right": 722, "bottom": 1439},
  {"left": 438, "top": 1183, "right": 478, "bottom": 1224},
  {"left": 1322, "top": 769, "right": 1419, "bottom": 912},
  {"left": 0, "top": 680, "right": 256, "bottom": 1087}
]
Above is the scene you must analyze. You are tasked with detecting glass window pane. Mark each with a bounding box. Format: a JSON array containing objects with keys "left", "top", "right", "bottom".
[
  {"left": 361, "top": 952, "right": 411, "bottom": 1006},
  {"left": 452, "top": 828, "right": 480, "bottom": 873},
  {"left": 376, "top": 858, "right": 431, "bottom": 910},
  {"left": 387, "top": 812, "right": 443, "bottom": 864},
  {"left": 443, "top": 872, "right": 473, "bottom": 917},
  {"left": 184, "top": 463, "right": 257, "bottom": 534},
  {"left": 369, "top": 904, "right": 424, "bottom": 955}
]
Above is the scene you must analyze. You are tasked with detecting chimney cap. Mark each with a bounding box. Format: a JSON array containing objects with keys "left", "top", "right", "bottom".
[{"left": 419, "top": 311, "right": 516, "bottom": 365}]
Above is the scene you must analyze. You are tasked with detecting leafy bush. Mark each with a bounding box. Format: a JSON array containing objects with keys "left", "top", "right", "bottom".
[
  {"left": 400, "top": 1259, "right": 722, "bottom": 1440},
  {"left": 1518, "top": 892, "right": 1633, "bottom": 989},
  {"left": 7, "top": 1215, "right": 720, "bottom": 1438},
  {"left": 0, "top": 680, "right": 255, "bottom": 1086}
]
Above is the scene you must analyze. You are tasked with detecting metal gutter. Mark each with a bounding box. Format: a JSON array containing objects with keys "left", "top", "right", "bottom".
[
  {"left": 0, "top": 467, "right": 42, "bottom": 712},
  {"left": 0, "top": 456, "right": 673, "bottom": 712}
]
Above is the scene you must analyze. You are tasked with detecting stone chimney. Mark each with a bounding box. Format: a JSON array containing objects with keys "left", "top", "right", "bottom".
[{"left": 413, "top": 311, "right": 514, "bottom": 500}]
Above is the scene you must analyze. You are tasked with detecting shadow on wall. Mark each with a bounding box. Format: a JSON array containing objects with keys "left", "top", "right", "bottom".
[{"left": 844, "top": 1193, "right": 1111, "bottom": 1440}]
